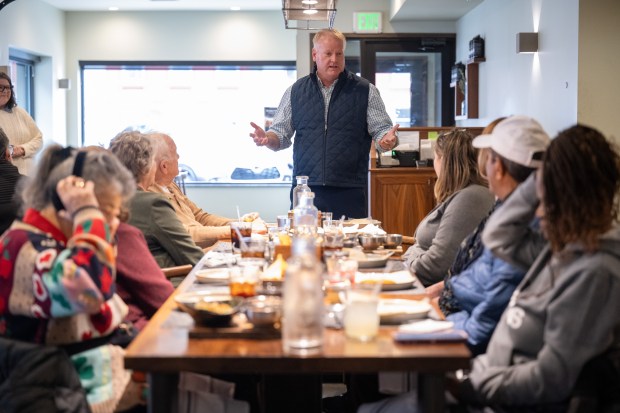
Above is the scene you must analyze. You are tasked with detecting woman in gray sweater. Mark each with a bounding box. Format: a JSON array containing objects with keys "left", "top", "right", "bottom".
[
  {"left": 403, "top": 129, "right": 494, "bottom": 286},
  {"left": 361, "top": 124, "right": 620, "bottom": 413}
]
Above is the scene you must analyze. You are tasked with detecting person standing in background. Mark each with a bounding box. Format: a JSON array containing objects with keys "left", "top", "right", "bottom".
[
  {"left": 250, "top": 29, "right": 398, "bottom": 219},
  {"left": 0, "top": 127, "right": 23, "bottom": 234},
  {"left": 0, "top": 72, "right": 42, "bottom": 175}
]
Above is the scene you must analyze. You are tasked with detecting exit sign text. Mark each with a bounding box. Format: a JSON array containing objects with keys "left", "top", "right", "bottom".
[{"left": 353, "top": 12, "right": 382, "bottom": 33}]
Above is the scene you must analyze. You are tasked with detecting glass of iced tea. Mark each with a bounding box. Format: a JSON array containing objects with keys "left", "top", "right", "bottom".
[
  {"left": 230, "top": 221, "right": 252, "bottom": 250},
  {"left": 229, "top": 258, "right": 263, "bottom": 298},
  {"left": 240, "top": 237, "right": 266, "bottom": 259}
]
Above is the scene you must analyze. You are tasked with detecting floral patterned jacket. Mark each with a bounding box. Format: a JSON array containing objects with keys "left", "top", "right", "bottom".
[{"left": 0, "top": 208, "right": 127, "bottom": 345}]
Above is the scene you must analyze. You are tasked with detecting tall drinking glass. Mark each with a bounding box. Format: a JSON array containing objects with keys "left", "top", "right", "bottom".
[{"left": 343, "top": 282, "right": 381, "bottom": 341}]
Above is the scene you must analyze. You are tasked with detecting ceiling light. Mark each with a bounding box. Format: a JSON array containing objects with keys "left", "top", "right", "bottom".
[
  {"left": 282, "top": 0, "right": 337, "bottom": 30},
  {"left": 108, "top": 6, "right": 119, "bottom": 11},
  {"left": 230, "top": 6, "right": 241, "bottom": 11}
]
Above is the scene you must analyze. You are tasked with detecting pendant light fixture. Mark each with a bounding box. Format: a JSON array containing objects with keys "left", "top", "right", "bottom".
[{"left": 282, "top": 0, "right": 337, "bottom": 30}]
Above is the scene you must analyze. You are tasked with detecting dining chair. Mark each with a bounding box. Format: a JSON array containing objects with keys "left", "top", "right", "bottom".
[
  {"left": 162, "top": 264, "right": 193, "bottom": 281},
  {"left": 0, "top": 338, "right": 91, "bottom": 413},
  {"left": 401, "top": 235, "right": 415, "bottom": 253},
  {"left": 566, "top": 348, "right": 620, "bottom": 413}
]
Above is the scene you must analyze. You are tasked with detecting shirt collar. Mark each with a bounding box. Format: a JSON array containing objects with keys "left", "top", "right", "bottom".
[{"left": 22, "top": 208, "right": 68, "bottom": 244}]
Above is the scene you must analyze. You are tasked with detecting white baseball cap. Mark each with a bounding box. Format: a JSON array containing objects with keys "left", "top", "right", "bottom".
[{"left": 472, "top": 116, "right": 551, "bottom": 168}]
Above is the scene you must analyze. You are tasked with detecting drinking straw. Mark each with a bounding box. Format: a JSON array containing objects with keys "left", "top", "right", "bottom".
[
  {"left": 236, "top": 205, "right": 242, "bottom": 221},
  {"left": 234, "top": 227, "right": 249, "bottom": 249}
]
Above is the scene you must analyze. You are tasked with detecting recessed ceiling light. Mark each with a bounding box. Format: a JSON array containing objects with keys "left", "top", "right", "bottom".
[
  {"left": 302, "top": 0, "right": 318, "bottom": 4},
  {"left": 230, "top": 6, "right": 241, "bottom": 11},
  {"left": 108, "top": 6, "right": 119, "bottom": 11},
  {"left": 303, "top": 9, "right": 318, "bottom": 15}
]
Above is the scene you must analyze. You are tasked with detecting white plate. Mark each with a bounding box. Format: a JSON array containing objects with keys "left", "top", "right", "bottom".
[
  {"left": 195, "top": 268, "right": 230, "bottom": 285},
  {"left": 378, "top": 299, "right": 431, "bottom": 324},
  {"left": 174, "top": 290, "right": 232, "bottom": 306},
  {"left": 344, "top": 218, "right": 381, "bottom": 227},
  {"left": 355, "top": 270, "right": 414, "bottom": 290},
  {"left": 397, "top": 319, "right": 454, "bottom": 334}
]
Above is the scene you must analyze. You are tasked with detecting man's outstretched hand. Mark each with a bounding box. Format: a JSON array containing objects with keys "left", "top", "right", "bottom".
[{"left": 250, "top": 122, "right": 269, "bottom": 146}]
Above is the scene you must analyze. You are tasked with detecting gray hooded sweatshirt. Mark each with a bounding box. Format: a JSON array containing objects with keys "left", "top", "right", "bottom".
[{"left": 464, "top": 174, "right": 620, "bottom": 406}]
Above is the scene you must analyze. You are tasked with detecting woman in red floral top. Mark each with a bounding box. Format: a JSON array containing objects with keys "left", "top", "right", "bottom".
[{"left": 0, "top": 145, "right": 136, "bottom": 413}]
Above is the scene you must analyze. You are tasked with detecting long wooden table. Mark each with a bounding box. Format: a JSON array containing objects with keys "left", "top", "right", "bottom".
[{"left": 125, "top": 260, "right": 471, "bottom": 413}]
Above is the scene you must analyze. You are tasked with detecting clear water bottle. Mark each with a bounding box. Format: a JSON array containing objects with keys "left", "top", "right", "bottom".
[
  {"left": 292, "top": 175, "right": 311, "bottom": 209},
  {"left": 282, "top": 236, "right": 324, "bottom": 353},
  {"left": 293, "top": 191, "right": 318, "bottom": 236}
]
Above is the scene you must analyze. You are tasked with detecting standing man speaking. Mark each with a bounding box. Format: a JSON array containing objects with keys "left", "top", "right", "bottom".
[{"left": 250, "top": 29, "right": 398, "bottom": 219}]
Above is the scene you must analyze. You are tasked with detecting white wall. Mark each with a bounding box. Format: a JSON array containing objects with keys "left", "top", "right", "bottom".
[
  {"left": 578, "top": 0, "right": 620, "bottom": 145},
  {"left": 0, "top": 0, "right": 67, "bottom": 147},
  {"left": 455, "top": 0, "right": 579, "bottom": 138}
]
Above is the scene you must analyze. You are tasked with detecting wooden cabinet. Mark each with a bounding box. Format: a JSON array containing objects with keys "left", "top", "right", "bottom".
[
  {"left": 369, "top": 166, "right": 437, "bottom": 237},
  {"left": 451, "top": 58, "right": 485, "bottom": 120}
]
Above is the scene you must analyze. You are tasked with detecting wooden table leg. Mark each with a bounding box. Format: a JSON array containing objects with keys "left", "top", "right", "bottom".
[
  {"left": 261, "top": 374, "right": 322, "bottom": 413},
  {"left": 418, "top": 372, "right": 446, "bottom": 413},
  {"left": 148, "top": 372, "right": 179, "bottom": 413}
]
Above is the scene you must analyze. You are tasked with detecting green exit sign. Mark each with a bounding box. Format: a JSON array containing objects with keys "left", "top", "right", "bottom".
[{"left": 353, "top": 12, "right": 382, "bottom": 33}]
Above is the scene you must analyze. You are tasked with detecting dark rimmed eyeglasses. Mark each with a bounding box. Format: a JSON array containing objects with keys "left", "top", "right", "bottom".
[{"left": 0, "top": 85, "right": 11, "bottom": 93}]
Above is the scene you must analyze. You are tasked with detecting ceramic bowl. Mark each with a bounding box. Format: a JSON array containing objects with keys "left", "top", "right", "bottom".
[{"left": 175, "top": 293, "right": 243, "bottom": 327}]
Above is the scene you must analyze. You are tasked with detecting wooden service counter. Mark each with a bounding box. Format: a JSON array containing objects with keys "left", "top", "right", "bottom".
[
  {"left": 370, "top": 166, "right": 437, "bottom": 237},
  {"left": 369, "top": 126, "right": 483, "bottom": 237}
]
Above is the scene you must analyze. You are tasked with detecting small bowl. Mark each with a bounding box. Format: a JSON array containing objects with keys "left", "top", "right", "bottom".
[
  {"left": 384, "top": 234, "right": 403, "bottom": 249},
  {"left": 358, "top": 234, "right": 387, "bottom": 251},
  {"left": 244, "top": 295, "right": 282, "bottom": 328},
  {"left": 175, "top": 293, "right": 243, "bottom": 327}
]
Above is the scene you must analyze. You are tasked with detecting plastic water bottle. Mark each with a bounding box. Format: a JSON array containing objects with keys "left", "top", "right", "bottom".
[{"left": 292, "top": 175, "right": 311, "bottom": 209}]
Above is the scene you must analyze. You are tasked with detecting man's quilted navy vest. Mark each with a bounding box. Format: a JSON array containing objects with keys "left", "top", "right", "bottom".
[{"left": 290, "top": 68, "right": 371, "bottom": 188}]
